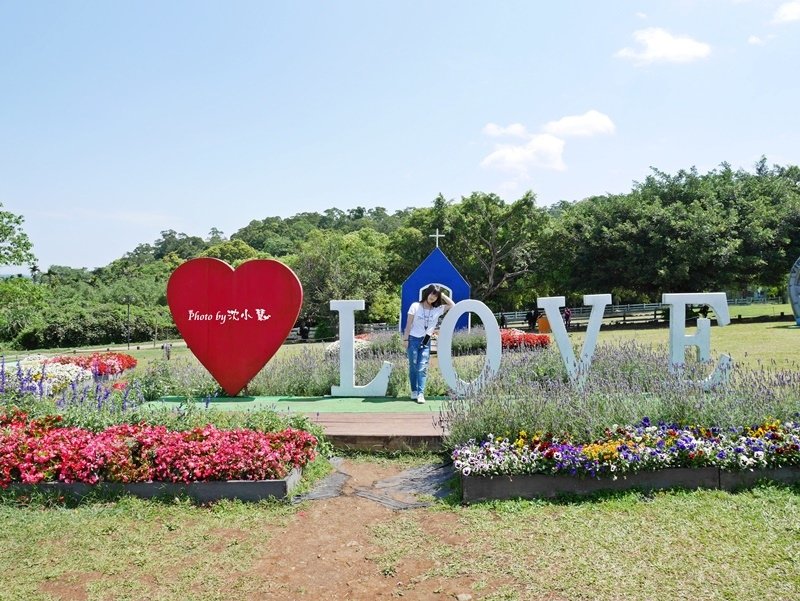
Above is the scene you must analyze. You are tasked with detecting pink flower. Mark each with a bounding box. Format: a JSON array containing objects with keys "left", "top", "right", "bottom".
[{"left": 0, "top": 412, "right": 317, "bottom": 487}]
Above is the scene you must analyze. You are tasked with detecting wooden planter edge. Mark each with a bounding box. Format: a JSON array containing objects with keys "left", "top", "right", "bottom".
[{"left": 461, "top": 466, "right": 800, "bottom": 503}]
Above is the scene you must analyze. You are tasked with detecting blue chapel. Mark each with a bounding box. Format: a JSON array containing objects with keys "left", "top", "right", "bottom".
[{"left": 400, "top": 247, "right": 471, "bottom": 332}]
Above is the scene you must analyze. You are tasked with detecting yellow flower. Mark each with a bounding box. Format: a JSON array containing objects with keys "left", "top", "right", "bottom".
[{"left": 582, "top": 441, "right": 619, "bottom": 461}]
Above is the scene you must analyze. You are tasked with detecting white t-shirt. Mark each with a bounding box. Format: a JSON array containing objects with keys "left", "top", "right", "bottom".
[{"left": 407, "top": 302, "right": 445, "bottom": 337}]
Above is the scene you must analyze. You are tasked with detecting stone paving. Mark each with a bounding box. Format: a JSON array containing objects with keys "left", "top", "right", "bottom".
[{"left": 294, "top": 458, "right": 454, "bottom": 509}]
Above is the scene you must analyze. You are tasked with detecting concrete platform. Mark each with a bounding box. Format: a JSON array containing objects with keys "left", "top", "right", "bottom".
[{"left": 149, "top": 396, "right": 449, "bottom": 452}]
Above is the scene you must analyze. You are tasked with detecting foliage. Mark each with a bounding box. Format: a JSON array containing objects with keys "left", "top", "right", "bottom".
[
  {"left": 287, "top": 228, "right": 389, "bottom": 326},
  {"left": 131, "top": 357, "right": 221, "bottom": 402},
  {"left": 544, "top": 160, "right": 800, "bottom": 301},
  {"left": 445, "top": 191, "right": 549, "bottom": 301},
  {"left": 0, "top": 278, "right": 46, "bottom": 341},
  {"left": 0, "top": 203, "right": 36, "bottom": 269},
  {"left": 199, "top": 239, "right": 261, "bottom": 265},
  {"left": 6, "top": 158, "right": 800, "bottom": 348}
]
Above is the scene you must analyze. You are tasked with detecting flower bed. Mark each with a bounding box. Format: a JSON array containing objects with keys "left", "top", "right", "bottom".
[
  {"left": 1, "top": 355, "right": 94, "bottom": 397},
  {"left": 0, "top": 409, "right": 317, "bottom": 499},
  {"left": 47, "top": 351, "right": 137, "bottom": 376},
  {"left": 499, "top": 329, "right": 550, "bottom": 350},
  {"left": 453, "top": 418, "right": 800, "bottom": 478},
  {"left": 453, "top": 418, "right": 800, "bottom": 501},
  {"left": 0, "top": 352, "right": 138, "bottom": 398}
]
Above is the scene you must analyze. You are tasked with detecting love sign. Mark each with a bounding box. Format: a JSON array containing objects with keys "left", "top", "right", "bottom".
[{"left": 167, "top": 258, "right": 303, "bottom": 396}]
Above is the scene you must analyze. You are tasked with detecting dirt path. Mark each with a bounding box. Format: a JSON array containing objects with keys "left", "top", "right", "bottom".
[{"left": 231, "top": 459, "right": 484, "bottom": 600}]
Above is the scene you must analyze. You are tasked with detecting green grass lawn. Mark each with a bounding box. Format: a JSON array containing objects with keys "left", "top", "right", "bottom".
[
  {"left": 725, "top": 302, "right": 792, "bottom": 318},
  {"left": 571, "top": 320, "right": 800, "bottom": 368},
  {"left": 1, "top": 464, "right": 797, "bottom": 601}
]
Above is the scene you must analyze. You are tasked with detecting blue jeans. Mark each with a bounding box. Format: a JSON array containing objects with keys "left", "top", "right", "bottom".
[{"left": 407, "top": 335, "right": 431, "bottom": 396}]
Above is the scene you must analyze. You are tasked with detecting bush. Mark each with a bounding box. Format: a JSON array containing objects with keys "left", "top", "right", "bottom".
[{"left": 312, "top": 321, "right": 335, "bottom": 341}]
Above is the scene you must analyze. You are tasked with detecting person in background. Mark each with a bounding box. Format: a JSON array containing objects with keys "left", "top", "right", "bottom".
[
  {"left": 499, "top": 313, "right": 507, "bottom": 329},
  {"left": 525, "top": 308, "right": 536, "bottom": 331},
  {"left": 402, "top": 284, "right": 455, "bottom": 404},
  {"left": 563, "top": 307, "right": 572, "bottom": 329}
]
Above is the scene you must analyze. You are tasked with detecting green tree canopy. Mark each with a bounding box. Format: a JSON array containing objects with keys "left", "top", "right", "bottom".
[
  {"left": 0, "top": 203, "right": 36, "bottom": 269},
  {"left": 287, "top": 228, "right": 388, "bottom": 325},
  {"left": 200, "top": 239, "right": 261, "bottom": 265}
]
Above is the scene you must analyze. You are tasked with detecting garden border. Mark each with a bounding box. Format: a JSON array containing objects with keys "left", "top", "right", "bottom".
[
  {"left": 8, "top": 468, "right": 301, "bottom": 503},
  {"left": 461, "top": 466, "right": 800, "bottom": 503}
]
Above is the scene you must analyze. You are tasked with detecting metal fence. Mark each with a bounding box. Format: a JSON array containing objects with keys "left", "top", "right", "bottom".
[
  {"left": 288, "top": 296, "right": 788, "bottom": 340},
  {"left": 495, "top": 296, "right": 787, "bottom": 328}
]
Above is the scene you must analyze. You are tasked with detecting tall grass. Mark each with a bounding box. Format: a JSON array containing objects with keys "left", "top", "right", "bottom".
[{"left": 134, "top": 329, "right": 487, "bottom": 399}]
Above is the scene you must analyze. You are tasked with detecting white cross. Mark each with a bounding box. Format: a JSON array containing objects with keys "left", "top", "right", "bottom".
[{"left": 429, "top": 228, "right": 445, "bottom": 248}]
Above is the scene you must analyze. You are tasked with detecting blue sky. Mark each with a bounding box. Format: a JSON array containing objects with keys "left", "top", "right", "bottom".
[{"left": 1, "top": 0, "right": 799, "bottom": 272}]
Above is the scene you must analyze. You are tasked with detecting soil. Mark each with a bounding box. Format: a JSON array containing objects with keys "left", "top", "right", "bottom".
[{"left": 245, "top": 460, "right": 476, "bottom": 600}]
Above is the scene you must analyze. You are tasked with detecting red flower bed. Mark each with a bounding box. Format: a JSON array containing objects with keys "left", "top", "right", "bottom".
[
  {"left": 47, "top": 352, "right": 138, "bottom": 376},
  {"left": 0, "top": 410, "right": 317, "bottom": 487},
  {"left": 500, "top": 329, "right": 550, "bottom": 350}
]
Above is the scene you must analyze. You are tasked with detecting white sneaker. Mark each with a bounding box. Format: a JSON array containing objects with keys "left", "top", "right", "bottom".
[
  {"left": 410, "top": 392, "right": 418, "bottom": 400},
  {"left": 416, "top": 393, "right": 426, "bottom": 404}
]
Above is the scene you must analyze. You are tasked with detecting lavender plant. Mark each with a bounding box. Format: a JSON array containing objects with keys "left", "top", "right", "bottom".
[{"left": 441, "top": 341, "right": 800, "bottom": 448}]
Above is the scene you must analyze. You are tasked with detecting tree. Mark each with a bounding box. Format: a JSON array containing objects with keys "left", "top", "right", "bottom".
[
  {"left": 0, "top": 277, "right": 46, "bottom": 340},
  {"left": 200, "top": 239, "right": 260, "bottom": 265},
  {"left": 206, "top": 227, "right": 226, "bottom": 245},
  {"left": 288, "top": 228, "right": 389, "bottom": 325},
  {"left": 445, "top": 192, "right": 549, "bottom": 305},
  {"left": 153, "top": 230, "right": 208, "bottom": 260},
  {"left": 0, "top": 203, "right": 36, "bottom": 269}
]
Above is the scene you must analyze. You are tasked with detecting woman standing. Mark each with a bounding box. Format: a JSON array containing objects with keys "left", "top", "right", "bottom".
[{"left": 402, "top": 284, "right": 455, "bottom": 403}]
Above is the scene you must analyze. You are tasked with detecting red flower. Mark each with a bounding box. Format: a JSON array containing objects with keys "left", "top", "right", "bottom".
[
  {"left": 499, "top": 329, "right": 550, "bottom": 350},
  {"left": 47, "top": 352, "right": 138, "bottom": 376},
  {"left": 0, "top": 414, "right": 318, "bottom": 488}
]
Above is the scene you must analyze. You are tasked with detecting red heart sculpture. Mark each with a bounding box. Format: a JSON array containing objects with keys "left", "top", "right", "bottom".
[{"left": 167, "top": 258, "right": 303, "bottom": 396}]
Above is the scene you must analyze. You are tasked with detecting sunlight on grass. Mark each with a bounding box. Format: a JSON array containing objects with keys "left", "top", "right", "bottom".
[
  {"left": 430, "top": 485, "right": 800, "bottom": 601},
  {"left": 571, "top": 320, "right": 800, "bottom": 369}
]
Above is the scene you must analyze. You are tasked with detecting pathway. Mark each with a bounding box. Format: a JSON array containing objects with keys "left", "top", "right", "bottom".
[{"left": 294, "top": 458, "right": 454, "bottom": 510}]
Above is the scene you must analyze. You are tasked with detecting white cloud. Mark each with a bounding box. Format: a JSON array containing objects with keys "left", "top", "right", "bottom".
[
  {"left": 543, "top": 110, "right": 616, "bottom": 137},
  {"left": 482, "top": 122, "right": 530, "bottom": 138},
  {"left": 773, "top": 1, "right": 800, "bottom": 23},
  {"left": 481, "top": 134, "right": 566, "bottom": 174},
  {"left": 748, "top": 33, "right": 776, "bottom": 45},
  {"left": 615, "top": 27, "right": 711, "bottom": 64},
  {"left": 481, "top": 110, "right": 615, "bottom": 176},
  {"left": 635, "top": 12, "right": 648, "bottom": 19}
]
